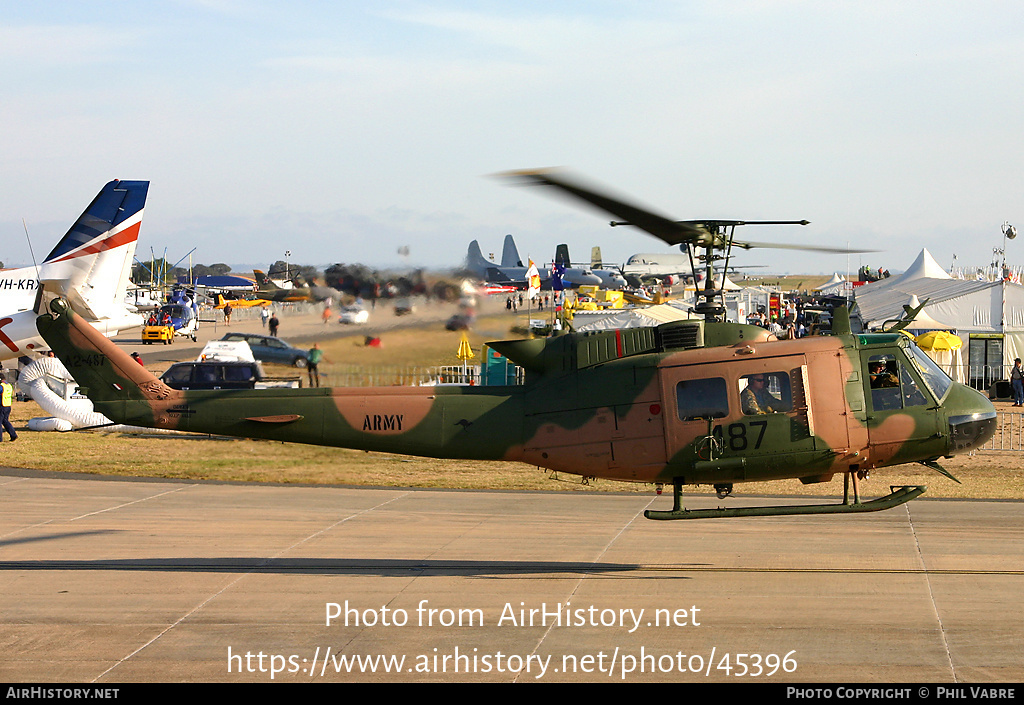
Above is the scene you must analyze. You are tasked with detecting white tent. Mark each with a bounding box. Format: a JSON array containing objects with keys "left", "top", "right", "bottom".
[
  {"left": 572, "top": 303, "right": 698, "bottom": 331},
  {"left": 712, "top": 274, "right": 743, "bottom": 291},
  {"left": 853, "top": 248, "right": 1024, "bottom": 386},
  {"left": 815, "top": 273, "right": 850, "bottom": 296}
]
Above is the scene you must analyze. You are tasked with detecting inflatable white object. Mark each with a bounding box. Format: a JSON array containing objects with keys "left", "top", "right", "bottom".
[{"left": 18, "top": 356, "right": 177, "bottom": 434}]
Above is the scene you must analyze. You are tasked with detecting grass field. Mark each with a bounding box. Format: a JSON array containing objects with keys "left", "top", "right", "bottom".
[{"left": 5, "top": 311, "right": 1022, "bottom": 502}]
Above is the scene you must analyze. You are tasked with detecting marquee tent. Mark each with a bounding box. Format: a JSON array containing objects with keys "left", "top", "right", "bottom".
[{"left": 853, "top": 248, "right": 1024, "bottom": 386}]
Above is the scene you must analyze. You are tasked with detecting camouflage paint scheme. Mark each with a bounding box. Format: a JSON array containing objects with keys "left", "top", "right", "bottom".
[{"left": 37, "top": 298, "right": 996, "bottom": 494}]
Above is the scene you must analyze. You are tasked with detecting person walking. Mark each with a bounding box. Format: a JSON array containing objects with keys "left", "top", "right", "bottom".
[
  {"left": 0, "top": 372, "right": 18, "bottom": 442},
  {"left": 307, "top": 343, "right": 325, "bottom": 388},
  {"left": 268, "top": 312, "right": 279, "bottom": 337},
  {"left": 1011, "top": 358, "right": 1024, "bottom": 407}
]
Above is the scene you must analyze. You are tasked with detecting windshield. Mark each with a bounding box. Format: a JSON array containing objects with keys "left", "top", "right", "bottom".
[
  {"left": 903, "top": 341, "right": 954, "bottom": 401},
  {"left": 162, "top": 305, "right": 191, "bottom": 319}
]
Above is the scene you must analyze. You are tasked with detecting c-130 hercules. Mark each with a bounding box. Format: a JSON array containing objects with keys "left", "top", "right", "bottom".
[{"left": 37, "top": 171, "right": 997, "bottom": 520}]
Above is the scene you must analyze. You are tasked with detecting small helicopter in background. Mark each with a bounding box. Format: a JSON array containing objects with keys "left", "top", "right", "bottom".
[{"left": 37, "top": 171, "right": 997, "bottom": 520}]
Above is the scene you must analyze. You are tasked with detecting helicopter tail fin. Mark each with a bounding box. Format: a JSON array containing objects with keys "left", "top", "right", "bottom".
[
  {"left": 253, "top": 269, "right": 283, "bottom": 290},
  {"left": 36, "top": 298, "right": 182, "bottom": 428}
]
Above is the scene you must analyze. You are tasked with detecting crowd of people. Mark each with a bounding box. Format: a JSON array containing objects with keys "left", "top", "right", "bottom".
[
  {"left": 745, "top": 296, "right": 845, "bottom": 339},
  {"left": 857, "top": 265, "right": 891, "bottom": 282}
]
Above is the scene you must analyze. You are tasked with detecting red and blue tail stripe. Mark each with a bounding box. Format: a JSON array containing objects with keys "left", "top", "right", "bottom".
[{"left": 43, "top": 180, "right": 149, "bottom": 264}]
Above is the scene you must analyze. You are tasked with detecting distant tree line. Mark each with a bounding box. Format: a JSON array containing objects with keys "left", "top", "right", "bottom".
[
  {"left": 131, "top": 259, "right": 235, "bottom": 286},
  {"left": 265, "top": 260, "right": 319, "bottom": 283},
  {"left": 128, "top": 258, "right": 464, "bottom": 302},
  {"left": 322, "top": 264, "right": 462, "bottom": 301}
]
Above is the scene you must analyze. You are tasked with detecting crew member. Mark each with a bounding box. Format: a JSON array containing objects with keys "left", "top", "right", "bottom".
[
  {"left": 870, "top": 361, "right": 899, "bottom": 389},
  {"left": 741, "top": 374, "right": 783, "bottom": 415}
]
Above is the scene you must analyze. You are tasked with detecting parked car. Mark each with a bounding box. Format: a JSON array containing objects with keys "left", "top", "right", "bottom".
[
  {"left": 219, "top": 332, "right": 308, "bottom": 367},
  {"left": 445, "top": 314, "right": 472, "bottom": 331},
  {"left": 394, "top": 298, "right": 415, "bottom": 316},
  {"left": 339, "top": 305, "right": 370, "bottom": 324}
]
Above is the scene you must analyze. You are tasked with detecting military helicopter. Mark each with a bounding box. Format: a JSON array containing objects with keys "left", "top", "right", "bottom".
[{"left": 35, "top": 172, "right": 997, "bottom": 520}]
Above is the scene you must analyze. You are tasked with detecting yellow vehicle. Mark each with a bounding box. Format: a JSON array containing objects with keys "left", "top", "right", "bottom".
[{"left": 141, "top": 325, "right": 174, "bottom": 345}]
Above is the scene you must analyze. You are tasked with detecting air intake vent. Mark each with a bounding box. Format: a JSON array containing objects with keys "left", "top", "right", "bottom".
[
  {"left": 575, "top": 327, "right": 659, "bottom": 368},
  {"left": 658, "top": 322, "right": 703, "bottom": 350}
]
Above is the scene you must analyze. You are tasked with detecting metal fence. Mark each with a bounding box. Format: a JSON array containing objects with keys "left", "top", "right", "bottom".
[
  {"left": 318, "top": 364, "right": 470, "bottom": 387},
  {"left": 317, "top": 363, "right": 526, "bottom": 387},
  {"left": 966, "top": 365, "right": 1011, "bottom": 393},
  {"left": 979, "top": 411, "right": 1024, "bottom": 451}
]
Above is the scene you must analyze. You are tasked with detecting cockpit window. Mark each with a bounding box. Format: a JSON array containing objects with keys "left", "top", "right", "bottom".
[
  {"left": 899, "top": 366, "right": 928, "bottom": 407},
  {"left": 869, "top": 353, "right": 932, "bottom": 410},
  {"left": 904, "top": 343, "right": 953, "bottom": 401},
  {"left": 869, "top": 355, "right": 899, "bottom": 390}
]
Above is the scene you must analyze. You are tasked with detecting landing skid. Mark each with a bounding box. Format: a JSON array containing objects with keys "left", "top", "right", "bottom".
[{"left": 645, "top": 478, "right": 926, "bottom": 521}]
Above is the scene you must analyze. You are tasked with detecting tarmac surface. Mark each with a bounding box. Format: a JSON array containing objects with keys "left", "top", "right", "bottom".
[{"left": 1, "top": 468, "right": 1021, "bottom": 683}]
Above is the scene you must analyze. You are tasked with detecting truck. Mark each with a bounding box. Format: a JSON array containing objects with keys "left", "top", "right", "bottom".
[
  {"left": 159, "top": 339, "right": 302, "bottom": 390},
  {"left": 159, "top": 360, "right": 302, "bottom": 390}
]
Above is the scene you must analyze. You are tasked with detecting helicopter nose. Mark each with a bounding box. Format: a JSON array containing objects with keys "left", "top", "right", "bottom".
[{"left": 945, "top": 384, "right": 997, "bottom": 454}]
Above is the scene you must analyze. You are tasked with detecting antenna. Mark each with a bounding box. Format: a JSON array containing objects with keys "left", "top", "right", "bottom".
[
  {"left": 23, "top": 218, "right": 46, "bottom": 315},
  {"left": 22, "top": 218, "right": 40, "bottom": 279}
]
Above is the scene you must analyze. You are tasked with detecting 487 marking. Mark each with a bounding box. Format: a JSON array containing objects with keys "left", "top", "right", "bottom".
[{"left": 712, "top": 420, "right": 769, "bottom": 451}]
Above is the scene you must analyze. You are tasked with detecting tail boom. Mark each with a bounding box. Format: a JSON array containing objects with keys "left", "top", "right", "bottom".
[{"left": 36, "top": 299, "right": 526, "bottom": 460}]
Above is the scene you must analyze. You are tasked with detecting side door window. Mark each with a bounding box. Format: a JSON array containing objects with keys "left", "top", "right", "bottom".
[
  {"left": 223, "top": 365, "right": 255, "bottom": 383},
  {"left": 163, "top": 365, "right": 194, "bottom": 387},
  {"left": 738, "top": 372, "right": 793, "bottom": 416},
  {"left": 676, "top": 378, "right": 729, "bottom": 421},
  {"left": 248, "top": 337, "right": 270, "bottom": 356},
  {"left": 195, "top": 365, "right": 220, "bottom": 386}
]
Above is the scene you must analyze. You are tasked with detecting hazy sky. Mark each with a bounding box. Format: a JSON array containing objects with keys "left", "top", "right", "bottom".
[{"left": 3, "top": 1, "right": 1023, "bottom": 276}]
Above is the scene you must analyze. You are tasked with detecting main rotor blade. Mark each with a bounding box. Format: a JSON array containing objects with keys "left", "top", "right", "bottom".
[
  {"left": 733, "top": 240, "right": 876, "bottom": 254},
  {"left": 497, "top": 168, "right": 705, "bottom": 246},
  {"left": 497, "top": 168, "right": 875, "bottom": 255}
]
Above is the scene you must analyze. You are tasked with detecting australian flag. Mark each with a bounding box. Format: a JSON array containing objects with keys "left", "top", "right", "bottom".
[{"left": 551, "top": 262, "right": 566, "bottom": 291}]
